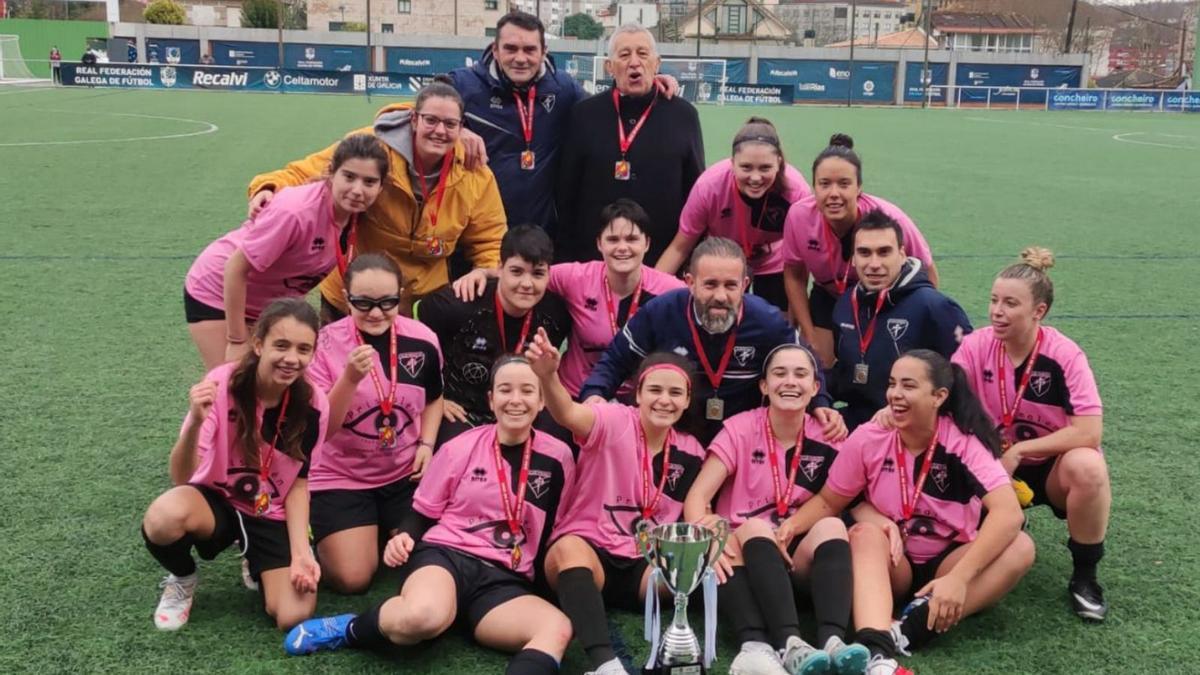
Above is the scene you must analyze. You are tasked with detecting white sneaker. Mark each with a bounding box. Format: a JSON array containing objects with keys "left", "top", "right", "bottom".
[
  {"left": 781, "top": 636, "right": 832, "bottom": 675},
  {"left": 584, "top": 657, "right": 630, "bottom": 675},
  {"left": 865, "top": 655, "right": 913, "bottom": 675},
  {"left": 241, "top": 558, "right": 259, "bottom": 591},
  {"left": 154, "top": 573, "right": 197, "bottom": 631},
  {"left": 729, "top": 641, "right": 791, "bottom": 675},
  {"left": 823, "top": 636, "right": 871, "bottom": 675}
]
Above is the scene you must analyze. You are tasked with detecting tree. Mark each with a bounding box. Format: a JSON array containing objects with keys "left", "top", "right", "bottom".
[
  {"left": 563, "top": 13, "right": 604, "bottom": 40},
  {"left": 144, "top": 0, "right": 186, "bottom": 25},
  {"left": 240, "top": 0, "right": 279, "bottom": 29}
]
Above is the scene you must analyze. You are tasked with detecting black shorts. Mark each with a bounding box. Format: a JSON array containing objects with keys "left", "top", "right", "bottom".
[
  {"left": 587, "top": 541, "right": 650, "bottom": 612},
  {"left": 402, "top": 543, "right": 533, "bottom": 632},
  {"left": 192, "top": 485, "right": 293, "bottom": 581},
  {"left": 1014, "top": 460, "right": 1068, "bottom": 519},
  {"left": 750, "top": 273, "right": 788, "bottom": 314},
  {"left": 310, "top": 478, "right": 418, "bottom": 544},
  {"left": 809, "top": 284, "right": 838, "bottom": 330},
  {"left": 906, "top": 542, "right": 962, "bottom": 600},
  {"left": 183, "top": 289, "right": 225, "bottom": 323}
]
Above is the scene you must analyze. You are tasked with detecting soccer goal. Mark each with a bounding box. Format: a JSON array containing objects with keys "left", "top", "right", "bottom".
[
  {"left": 0, "top": 35, "right": 42, "bottom": 82},
  {"left": 586, "top": 55, "right": 728, "bottom": 104}
]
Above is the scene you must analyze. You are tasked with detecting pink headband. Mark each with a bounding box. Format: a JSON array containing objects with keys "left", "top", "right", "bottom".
[{"left": 637, "top": 364, "right": 692, "bottom": 395}]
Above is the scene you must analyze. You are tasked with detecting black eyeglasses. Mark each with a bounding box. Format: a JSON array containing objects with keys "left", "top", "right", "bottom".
[
  {"left": 416, "top": 113, "right": 462, "bottom": 131},
  {"left": 347, "top": 295, "right": 402, "bottom": 312}
]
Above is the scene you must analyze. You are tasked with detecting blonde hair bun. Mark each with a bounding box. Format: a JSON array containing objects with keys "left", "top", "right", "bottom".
[{"left": 1019, "top": 246, "right": 1055, "bottom": 272}]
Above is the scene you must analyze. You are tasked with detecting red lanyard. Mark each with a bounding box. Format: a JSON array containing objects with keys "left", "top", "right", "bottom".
[
  {"left": 254, "top": 388, "right": 291, "bottom": 515},
  {"left": 825, "top": 218, "right": 853, "bottom": 295},
  {"left": 513, "top": 86, "right": 537, "bottom": 147},
  {"left": 412, "top": 139, "right": 454, "bottom": 234},
  {"left": 996, "top": 328, "right": 1043, "bottom": 442},
  {"left": 895, "top": 429, "right": 938, "bottom": 523},
  {"left": 495, "top": 292, "right": 534, "bottom": 354},
  {"left": 685, "top": 302, "right": 742, "bottom": 391},
  {"left": 353, "top": 320, "right": 399, "bottom": 418},
  {"left": 850, "top": 289, "right": 889, "bottom": 358},
  {"left": 636, "top": 413, "right": 673, "bottom": 521},
  {"left": 764, "top": 410, "right": 806, "bottom": 517},
  {"left": 492, "top": 431, "right": 533, "bottom": 568},
  {"left": 332, "top": 207, "right": 358, "bottom": 277},
  {"left": 603, "top": 271, "right": 643, "bottom": 337},
  {"left": 612, "top": 88, "right": 656, "bottom": 158},
  {"left": 730, "top": 177, "right": 770, "bottom": 260}
]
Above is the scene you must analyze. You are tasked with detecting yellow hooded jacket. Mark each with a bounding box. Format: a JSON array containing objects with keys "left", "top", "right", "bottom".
[{"left": 247, "top": 103, "right": 507, "bottom": 312}]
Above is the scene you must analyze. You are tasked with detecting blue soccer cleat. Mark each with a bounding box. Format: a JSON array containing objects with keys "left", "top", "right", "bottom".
[{"left": 284, "top": 613, "right": 355, "bottom": 656}]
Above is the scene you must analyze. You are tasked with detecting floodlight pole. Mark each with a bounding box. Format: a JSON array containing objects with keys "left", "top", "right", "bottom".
[
  {"left": 276, "top": 0, "right": 284, "bottom": 69},
  {"left": 366, "top": 0, "right": 372, "bottom": 103},
  {"left": 697, "top": 0, "right": 703, "bottom": 57},
  {"left": 846, "top": 0, "right": 857, "bottom": 107},
  {"left": 922, "top": 0, "right": 931, "bottom": 108}
]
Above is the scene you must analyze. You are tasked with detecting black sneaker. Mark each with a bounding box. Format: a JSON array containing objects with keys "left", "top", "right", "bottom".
[{"left": 1069, "top": 578, "right": 1108, "bottom": 622}]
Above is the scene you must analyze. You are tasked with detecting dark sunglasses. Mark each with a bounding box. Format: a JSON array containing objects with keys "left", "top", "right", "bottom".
[{"left": 347, "top": 295, "right": 402, "bottom": 312}]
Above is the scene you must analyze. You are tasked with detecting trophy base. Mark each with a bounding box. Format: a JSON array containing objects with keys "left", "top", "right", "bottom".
[{"left": 642, "top": 664, "right": 704, "bottom": 675}]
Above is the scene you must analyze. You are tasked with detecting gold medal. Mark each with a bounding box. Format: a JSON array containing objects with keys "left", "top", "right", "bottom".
[
  {"left": 520, "top": 150, "right": 535, "bottom": 170},
  {"left": 705, "top": 397, "right": 725, "bottom": 421},
  {"left": 510, "top": 545, "right": 522, "bottom": 570},
  {"left": 425, "top": 236, "right": 444, "bottom": 256},
  {"left": 614, "top": 160, "right": 631, "bottom": 181},
  {"left": 378, "top": 424, "right": 396, "bottom": 449},
  {"left": 853, "top": 363, "right": 870, "bottom": 384},
  {"left": 254, "top": 491, "right": 270, "bottom": 516}
]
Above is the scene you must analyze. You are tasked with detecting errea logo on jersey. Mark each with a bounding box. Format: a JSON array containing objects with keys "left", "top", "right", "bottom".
[{"left": 193, "top": 70, "right": 249, "bottom": 87}]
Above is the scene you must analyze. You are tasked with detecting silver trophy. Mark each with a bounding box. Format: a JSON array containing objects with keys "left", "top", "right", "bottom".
[{"left": 639, "top": 521, "right": 729, "bottom": 674}]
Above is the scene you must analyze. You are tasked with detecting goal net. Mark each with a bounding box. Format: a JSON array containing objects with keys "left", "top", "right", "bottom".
[
  {"left": 0, "top": 35, "right": 41, "bottom": 82},
  {"left": 585, "top": 55, "right": 728, "bottom": 104}
]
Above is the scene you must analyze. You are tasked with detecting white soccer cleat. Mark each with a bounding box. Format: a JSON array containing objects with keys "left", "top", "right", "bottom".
[
  {"left": 154, "top": 573, "right": 198, "bottom": 631},
  {"left": 729, "top": 641, "right": 791, "bottom": 675}
]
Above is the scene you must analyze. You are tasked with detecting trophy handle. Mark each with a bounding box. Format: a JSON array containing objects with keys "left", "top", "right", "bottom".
[
  {"left": 705, "top": 518, "right": 730, "bottom": 567},
  {"left": 637, "top": 520, "right": 656, "bottom": 564}
]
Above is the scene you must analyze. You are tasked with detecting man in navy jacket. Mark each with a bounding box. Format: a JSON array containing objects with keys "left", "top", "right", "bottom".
[
  {"left": 832, "top": 211, "right": 972, "bottom": 429},
  {"left": 580, "top": 237, "right": 844, "bottom": 444}
]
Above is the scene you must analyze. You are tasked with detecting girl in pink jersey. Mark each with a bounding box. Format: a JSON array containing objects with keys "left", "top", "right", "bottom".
[
  {"left": 306, "top": 254, "right": 445, "bottom": 594},
  {"left": 952, "top": 248, "right": 1110, "bottom": 622},
  {"left": 285, "top": 356, "right": 576, "bottom": 675},
  {"left": 524, "top": 326, "right": 703, "bottom": 675},
  {"left": 685, "top": 345, "right": 867, "bottom": 675},
  {"left": 184, "top": 134, "right": 388, "bottom": 370},
  {"left": 777, "top": 351, "right": 1033, "bottom": 673},
  {"left": 141, "top": 299, "right": 329, "bottom": 632},
  {"left": 780, "top": 134, "right": 938, "bottom": 367},
  {"left": 658, "top": 117, "right": 812, "bottom": 313}
]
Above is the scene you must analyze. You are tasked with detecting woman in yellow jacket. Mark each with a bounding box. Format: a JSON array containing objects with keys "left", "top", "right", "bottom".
[{"left": 246, "top": 80, "right": 507, "bottom": 318}]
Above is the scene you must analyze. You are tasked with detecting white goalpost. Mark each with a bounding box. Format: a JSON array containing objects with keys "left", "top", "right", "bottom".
[
  {"left": 584, "top": 55, "right": 729, "bottom": 104},
  {"left": 0, "top": 35, "right": 43, "bottom": 83}
]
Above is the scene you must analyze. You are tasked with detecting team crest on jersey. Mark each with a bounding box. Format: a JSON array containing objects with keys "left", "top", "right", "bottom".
[
  {"left": 527, "top": 469, "right": 552, "bottom": 499},
  {"left": 720, "top": 207, "right": 733, "bottom": 219},
  {"left": 471, "top": 467, "right": 488, "bottom": 482},
  {"left": 541, "top": 94, "right": 556, "bottom": 113},
  {"left": 733, "top": 346, "right": 756, "bottom": 366},
  {"left": 462, "top": 362, "right": 489, "bottom": 384},
  {"left": 490, "top": 95, "right": 503, "bottom": 109},
  {"left": 982, "top": 368, "right": 994, "bottom": 383},
  {"left": 807, "top": 239, "right": 821, "bottom": 251},
  {"left": 930, "top": 462, "right": 949, "bottom": 492},
  {"left": 585, "top": 297, "right": 599, "bottom": 311},
  {"left": 887, "top": 318, "right": 909, "bottom": 340},
  {"left": 1029, "top": 371, "right": 1052, "bottom": 397},
  {"left": 398, "top": 352, "right": 425, "bottom": 378},
  {"left": 673, "top": 346, "right": 690, "bottom": 357},
  {"left": 472, "top": 337, "right": 490, "bottom": 351},
  {"left": 666, "top": 463, "right": 685, "bottom": 491},
  {"left": 751, "top": 449, "right": 766, "bottom": 465},
  {"left": 310, "top": 237, "right": 326, "bottom": 252},
  {"left": 881, "top": 456, "right": 896, "bottom": 473},
  {"left": 800, "top": 454, "right": 824, "bottom": 482}
]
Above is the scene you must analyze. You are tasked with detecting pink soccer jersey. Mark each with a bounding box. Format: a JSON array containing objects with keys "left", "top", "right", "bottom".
[
  {"left": 678, "top": 159, "right": 811, "bottom": 276},
  {"left": 781, "top": 192, "right": 934, "bottom": 293},
  {"left": 826, "top": 418, "right": 1010, "bottom": 564},
  {"left": 184, "top": 182, "right": 341, "bottom": 318},
  {"left": 708, "top": 408, "right": 842, "bottom": 528},
  {"left": 307, "top": 316, "right": 444, "bottom": 492},
  {"left": 553, "top": 403, "right": 706, "bottom": 560},
  {"left": 548, "top": 261, "right": 685, "bottom": 397},
  {"left": 187, "top": 362, "right": 330, "bottom": 522},
  {"left": 953, "top": 326, "right": 1103, "bottom": 466},
  {"left": 413, "top": 426, "right": 576, "bottom": 580}
]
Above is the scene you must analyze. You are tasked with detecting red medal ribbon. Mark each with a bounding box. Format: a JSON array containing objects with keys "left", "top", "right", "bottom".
[
  {"left": 332, "top": 205, "right": 358, "bottom": 277},
  {"left": 411, "top": 140, "right": 454, "bottom": 236},
  {"left": 636, "top": 412, "right": 673, "bottom": 521},
  {"left": 513, "top": 85, "right": 537, "bottom": 148},
  {"left": 996, "top": 328, "right": 1043, "bottom": 444},
  {"left": 730, "top": 177, "right": 770, "bottom": 261},
  {"left": 353, "top": 319, "right": 399, "bottom": 418},
  {"left": 850, "top": 288, "right": 889, "bottom": 359},
  {"left": 685, "top": 302, "right": 742, "bottom": 392},
  {"left": 603, "top": 271, "right": 643, "bottom": 337},
  {"left": 764, "top": 410, "right": 806, "bottom": 517},
  {"left": 255, "top": 387, "right": 291, "bottom": 515},
  {"left": 895, "top": 429, "right": 938, "bottom": 524},
  {"left": 612, "top": 88, "right": 657, "bottom": 158},
  {"left": 495, "top": 291, "right": 534, "bottom": 354},
  {"left": 825, "top": 218, "right": 853, "bottom": 296},
  {"left": 492, "top": 431, "right": 534, "bottom": 563}
]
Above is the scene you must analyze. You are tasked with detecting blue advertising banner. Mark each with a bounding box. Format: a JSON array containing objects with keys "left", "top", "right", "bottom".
[
  {"left": 384, "top": 47, "right": 482, "bottom": 75},
  {"left": 956, "top": 64, "right": 1081, "bottom": 104},
  {"left": 210, "top": 40, "right": 279, "bottom": 68},
  {"left": 903, "top": 62, "right": 948, "bottom": 103},
  {"left": 718, "top": 83, "right": 794, "bottom": 105},
  {"left": 284, "top": 44, "right": 368, "bottom": 72},
  {"left": 145, "top": 38, "right": 200, "bottom": 65},
  {"left": 1046, "top": 88, "right": 1103, "bottom": 110},
  {"left": 355, "top": 71, "right": 437, "bottom": 96},
  {"left": 757, "top": 59, "right": 896, "bottom": 103},
  {"left": 60, "top": 63, "right": 361, "bottom": 94},
  {"left": 1163, "top": 91, "right": 1200, "bottom": 112},
  {"left": 1103, "top": 90, "right": 1163, "bottom": 111}
]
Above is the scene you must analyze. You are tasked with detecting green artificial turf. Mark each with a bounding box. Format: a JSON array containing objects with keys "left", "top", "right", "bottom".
[{"left": 1, "top": 86, "right": 1198, "bottom": 674}]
